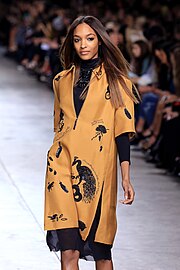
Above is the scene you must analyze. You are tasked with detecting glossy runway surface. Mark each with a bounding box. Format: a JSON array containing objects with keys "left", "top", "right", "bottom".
[{"left": 0, "top": 50, "right": 180, "bottom": 270}]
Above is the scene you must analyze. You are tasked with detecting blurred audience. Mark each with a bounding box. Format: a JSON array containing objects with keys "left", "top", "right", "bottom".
[{"left": 0, "top": 0, "right": 180, "bottom": 176}]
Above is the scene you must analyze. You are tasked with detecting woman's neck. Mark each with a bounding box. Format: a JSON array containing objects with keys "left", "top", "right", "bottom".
[{"left": 80, "top": 57, "right": 101, "bottom": 70}]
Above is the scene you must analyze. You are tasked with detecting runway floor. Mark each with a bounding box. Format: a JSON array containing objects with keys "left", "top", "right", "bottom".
[{"left": 0, "top": 50, "right": 180, "bottom": 270}]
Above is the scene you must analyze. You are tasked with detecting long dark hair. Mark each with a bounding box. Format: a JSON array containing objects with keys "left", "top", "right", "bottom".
[
  {"left": 131, "top": 40, "right": 152, "bottom": 76},
  {"left": 60, "top": 15, "right": 140, "bottom": 108},
  {"left": 171, "top": 45, "right": 180, "bottom": 97}
]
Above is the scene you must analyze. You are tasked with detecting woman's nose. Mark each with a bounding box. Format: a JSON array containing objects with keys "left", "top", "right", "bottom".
[{"left": 80, "top": 40, "right": 87, "bottom": 48}]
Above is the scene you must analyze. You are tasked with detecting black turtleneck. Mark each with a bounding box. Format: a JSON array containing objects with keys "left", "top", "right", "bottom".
[
  {"left": 73, "top": 58, "right": 130, "bottom": 164},
  {"left": 73, "top": 58, "right": 100, "bottom": 117}
]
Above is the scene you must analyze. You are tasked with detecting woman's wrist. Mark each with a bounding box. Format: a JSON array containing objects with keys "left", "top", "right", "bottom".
[{"left": 122, "top": 178, "right": 130, "bottom": 183}]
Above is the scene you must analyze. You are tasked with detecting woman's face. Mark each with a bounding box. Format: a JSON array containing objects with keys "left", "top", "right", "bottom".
[
  {"left": 73, "top": 23, "right": 100, "bottom": 60},
  {"left": 132, "top": 44, "right": 141, "bottom": 58},
  {"left": 109, "top": 31, "right": 120, "bottom": 46},
  {"left": 155, "top": 49, "right": 168, "bottom": 64}
]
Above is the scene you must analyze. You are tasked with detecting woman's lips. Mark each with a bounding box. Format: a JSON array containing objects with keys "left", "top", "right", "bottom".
[{"left": 80, "top": 51, "right": 90, "bottom": 55}]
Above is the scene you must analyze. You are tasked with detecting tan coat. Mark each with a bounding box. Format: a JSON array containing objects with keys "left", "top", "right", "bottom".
[{"left": 44, "top": 64, "right": 135, "bottom": 245}]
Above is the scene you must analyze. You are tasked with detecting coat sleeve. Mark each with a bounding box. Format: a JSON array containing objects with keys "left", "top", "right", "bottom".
[
  {"left": 114, "top": 80, "right": 136, "bottom": 140},
  {"left": 53, "top": 78, "right": 60, "bottom": 133}
]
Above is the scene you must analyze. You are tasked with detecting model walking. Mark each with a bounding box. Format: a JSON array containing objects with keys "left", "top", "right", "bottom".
[{"left": 44, "top": 15, "right": 139, "bottom": 270}]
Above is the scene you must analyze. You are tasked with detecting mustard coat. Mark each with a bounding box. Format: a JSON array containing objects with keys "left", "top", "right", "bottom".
[{"left": 44, "top": 64, "right": 135, "bottom": 245}]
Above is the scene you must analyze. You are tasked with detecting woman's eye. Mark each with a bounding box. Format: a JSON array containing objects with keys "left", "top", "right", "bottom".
[
  {"left": 74, "top": 38, "right": 80, "bottom": 43},
  {"left": 87, "top": 37, "right": 94, "bottom": 41}
]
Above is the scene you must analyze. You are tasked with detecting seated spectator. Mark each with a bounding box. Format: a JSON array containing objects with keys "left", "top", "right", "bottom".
[
  {"left": 128, "top": 39, "right": 158, "bottom": 143},
  {"left": 142, "top": 43, "right": 180, "bottom": 176},
  {"left": 140, "top": 39, "right": 176, "bottom": 150}
]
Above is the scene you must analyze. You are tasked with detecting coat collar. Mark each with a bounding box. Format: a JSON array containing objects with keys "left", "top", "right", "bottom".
[
  {"left": 92, "top": 63, "right": 105, "bottom": 79},
  {"left": 61, "top": 63, "right": 105, "bottom": 80}
]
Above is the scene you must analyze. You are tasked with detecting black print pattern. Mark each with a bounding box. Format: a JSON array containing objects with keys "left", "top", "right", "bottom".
[
  {"left": 48, "top": 213, "right": 67, "bottom": 222},
  {"left": 54, "top": 75, "right": 61, "bottom": 81},
  {"left": 47, "top": 181, "right": 54, "bottom": 192},
  {"left": 59, "top": 181, "right": 69, "bottom": 193},
  {"left": 76, "top": 68, "right": 92, "bottom": 88},
  {"left": 57, "top": 126, "right": 71, "bottom": 140},
  {"left": 58, "top": 109, "right": 64, "bottom": 132},
  {"left": 73, "top": 185, "right": 82, "bottom": 202},
  {"left": 47, "top": 154, "right": 57, "bottom": 175},
  {"left": 56, "top": 142, "right": 63, "bottom": 158},
  {"left": 71, "top": 173, "right": 82, "bottom": 202},
  {"left": 124, "top": 108, "right": 132, "bottom": 119},
  {"left": 48, "top": 167, "right": 57, "bottom": 175},
  {"left": 72, "top": 157, "right": 96, "bottom": 203},
  {"left": 105, "top": 86, "right": 111, "bottom": 100},
  {"left": 96, "top": 70, "right": 102, "bottom": 76},
  {"left": 91, "top": 124, "right": 109, "bottom": 152},
  {"left": 78, "top": 220, "right": 87, "bottom": 231}
]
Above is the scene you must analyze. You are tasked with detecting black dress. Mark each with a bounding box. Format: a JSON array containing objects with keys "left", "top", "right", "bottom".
[{"left": 46, "top": 58, "right": 130, "bottom": 261}]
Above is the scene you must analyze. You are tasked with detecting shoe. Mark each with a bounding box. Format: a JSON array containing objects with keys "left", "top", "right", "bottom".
[{"left": 140, "top": 134, "right": 158, "bottom": 151}]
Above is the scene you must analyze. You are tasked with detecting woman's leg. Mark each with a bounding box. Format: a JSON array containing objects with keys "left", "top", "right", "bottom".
[
  {"left": 140, "top": 99, "right": 165, "bottom": 150},
  {"left": 142, "top": 100, "right": 162, "bottom": 137},
  {"left": 96, "top": 259, "right": 113, "bottom": 270},
  {"left": 136, "top": 117, "right": 145, "bottom": 134},
  {"left": 8, "top": 25, "right": 17, "bottom": 52},
  {"left": 61, "top": 250, "right": 80, "bottom": 270}
]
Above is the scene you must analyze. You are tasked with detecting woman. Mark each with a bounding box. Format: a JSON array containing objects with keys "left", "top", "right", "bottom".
[
  {"left": 128, "top": 40, "right": 158, "bottom": 142},
  {"left": 129, "top": 39, "right": 157, "bottom": 87},
  {"left": 142, "top": 44, "right": 180, "bottom": 166},
  {"left": 140, "top": 39, "right": 176, "bottom": 150},
  {"left": 44, "top": 15, "right": 139, "bottom": 270}
]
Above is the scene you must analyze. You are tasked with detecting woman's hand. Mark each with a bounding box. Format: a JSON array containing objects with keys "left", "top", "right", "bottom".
[
  {"left": 163, "top": 106, "right": 179, "bottom": 120},
  {"left": 131, "top": 77, "right": 139, "bottom": 84},
  {"left": 138, "top": 85, "right": 155, "bottom": 94},
  {"left": 120, "top": 180, "right": 135, "bottom": 205},
  {"left": 120, "top": 161, "right": 135, "bottom": 205},
  {"left": 164, "top": 94, "right": 178, "bottom": 104}
]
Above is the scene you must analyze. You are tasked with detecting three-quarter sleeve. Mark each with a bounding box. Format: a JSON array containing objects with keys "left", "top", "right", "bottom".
[
  {"left": 53, "top": 79, "right": 60, "bottom": 133},
  {"left": 114, "top": 80, "right": 136, "bottom": 140},
  {"left": 115, "top": 133, "right": 130, "bottom": 164}
]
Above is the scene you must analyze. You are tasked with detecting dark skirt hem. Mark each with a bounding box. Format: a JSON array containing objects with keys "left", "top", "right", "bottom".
[
  {"left": 46, "top": 228, "right": 112, "bottom": 261},
  {"left": 46, "top": 190, "right": 112, "bottom": 261}
]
